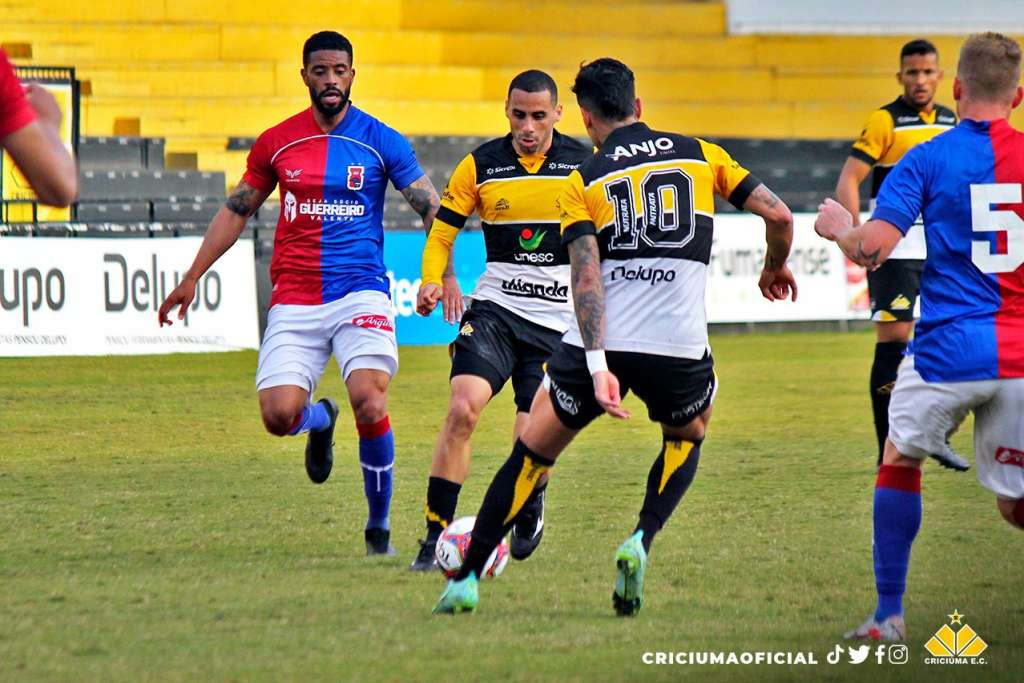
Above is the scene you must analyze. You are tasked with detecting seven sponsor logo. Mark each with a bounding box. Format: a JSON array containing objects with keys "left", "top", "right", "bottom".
[
  {"left": 607, "top": 137, "right": 674, "bottom": 161},
  {"left": 352, "top": 314, "right": 394, "bottom": 332},
  {"left": 347, "top": 165, "right": 364, "bottom": 190},
  {"left": 995, "top": 446, "right": 1024, "bottom": 468},
  {"left": 500, "top": 277, "right": 568, "bottom": 302},
  {"left": 610, "top": 265, "right": 676, "bottom": 285}
]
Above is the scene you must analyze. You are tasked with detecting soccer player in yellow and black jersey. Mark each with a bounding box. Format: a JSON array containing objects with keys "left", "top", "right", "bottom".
[
  {"left": 835, "top": 39, "right": 968, "bottom": 472},
  {"left": 409, "top": 70, "right": 591, "bottom": 571},
  {"left": 433, "top": 58, "right": 797, "bottom": 615}
]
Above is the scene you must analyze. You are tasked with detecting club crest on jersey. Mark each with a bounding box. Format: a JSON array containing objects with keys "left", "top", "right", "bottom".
[{"left": 347, "top": 165, "right": 365, "bottom": 190}]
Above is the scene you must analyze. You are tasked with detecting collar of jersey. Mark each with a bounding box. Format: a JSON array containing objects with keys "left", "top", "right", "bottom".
[
  {"left": 307, "top": 102, "right": 360, "bottom": 136},
  {"left": 501, "top": 129, "right": 566, "bottom": 174},
  {"left": 601, "top": 121, "right": 650, "bottom": 151}
]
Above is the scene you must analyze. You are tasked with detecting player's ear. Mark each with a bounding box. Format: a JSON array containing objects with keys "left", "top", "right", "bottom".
[
  {"left": 553, "top": 102, "right": 563, "bottom": 121},
  {"left": 1012, "top": 86, "right": 1023, "bottom": 110},
  {"left": 634, "top": 97, "right": 642, "bottom": 120},
  {"left": 953, "top": 78, "right": 962, "bottom": 102},
  {"left": 300, "top": 67, "right": 310, "bottom": 87}
]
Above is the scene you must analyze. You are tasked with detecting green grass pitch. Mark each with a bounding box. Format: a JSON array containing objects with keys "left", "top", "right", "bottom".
[{"left": 1, "top": 331, "right": 1021, "bottom": 681}]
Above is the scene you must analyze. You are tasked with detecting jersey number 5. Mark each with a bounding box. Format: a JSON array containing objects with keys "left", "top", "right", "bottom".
[
  {"left": 604, "top": 169, "right": 695, "bottom": 251},
  {"left": 971, "top": 183, "right": 1024, "bottom": 273}
]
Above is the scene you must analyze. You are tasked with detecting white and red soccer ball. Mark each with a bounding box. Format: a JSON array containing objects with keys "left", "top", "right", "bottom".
[{"left": 434, "top": 516, "right": 509, "bottom": 579}]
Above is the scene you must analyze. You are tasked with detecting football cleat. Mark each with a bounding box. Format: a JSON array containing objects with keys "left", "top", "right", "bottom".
[
  {"left": 365, "top": 527, "right": 396, "bottom": 556},
  {"left": 432, "top": 573, "right": 479, "bottom": 614},
  {"left": 930, "top": 442, "right": 970, "bottom": 472},
  {"left": 510, "top": 487, "right": 545, "bottom": 560},
  {"left": 612, "top": 530, "right": 647, "bottom": 617},
  {"left": 304, "top": 398, "right": 338, "bottom": 484},
  {"left": 844, "top": 614, "right": 906, "bottom": 641},
  {"left": 409, "top": 537, "right": 440, "bottom": 571}
]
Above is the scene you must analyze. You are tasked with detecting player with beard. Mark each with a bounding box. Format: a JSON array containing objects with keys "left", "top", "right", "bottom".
[{"left": 158, "top": 31, "right": 456, "bottom": 556}]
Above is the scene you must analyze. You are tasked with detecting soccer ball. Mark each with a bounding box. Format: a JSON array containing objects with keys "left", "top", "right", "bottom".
[{"left": 434, "top": 515, "right": 509, "bottom": 579}]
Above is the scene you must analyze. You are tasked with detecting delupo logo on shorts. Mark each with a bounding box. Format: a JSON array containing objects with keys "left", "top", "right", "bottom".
[
  {"left": 924, "top": 610, "right": 988, "bottom": 665},
  {"left": 352, "top": 315, "right": 394, "bottom": 332},
  {"left": 347, "top": 165, "right": 364, "bottom": 190}
]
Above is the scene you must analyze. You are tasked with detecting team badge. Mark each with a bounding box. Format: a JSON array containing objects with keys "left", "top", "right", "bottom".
[{"left": 347, "top": 165, "right": 364, "bottom": 190}]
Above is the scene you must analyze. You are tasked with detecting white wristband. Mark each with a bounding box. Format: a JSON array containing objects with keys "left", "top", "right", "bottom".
[{"left": 585, "top": 349, "right": 608, "bottom": 375}]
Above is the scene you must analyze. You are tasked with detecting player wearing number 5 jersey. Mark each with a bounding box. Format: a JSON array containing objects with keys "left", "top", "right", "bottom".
[
  {"left": 433, "top": 58, "right": 797, "bottom": 615},
  {"left": 815, "top": 33, "right": 1024, "bottom": 643}
]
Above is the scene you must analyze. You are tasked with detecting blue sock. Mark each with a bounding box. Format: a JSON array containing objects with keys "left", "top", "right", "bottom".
[
  {"left": 358, "top": 416, "right": 394, "bottom": 530},
  {"left": 873, "top": 465, "right": 922, "bottom": 621},
  {"left": 288, "top": 401, "right": 331, "bottom": 435}
]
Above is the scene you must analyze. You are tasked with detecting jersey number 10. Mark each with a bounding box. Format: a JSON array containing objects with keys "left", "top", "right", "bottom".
[
  {"left": 604, "top": 169, "right": 696, "bottom": 251},
  {"left": 971, "top": 183, "right": 1024, "bottom": 273}
]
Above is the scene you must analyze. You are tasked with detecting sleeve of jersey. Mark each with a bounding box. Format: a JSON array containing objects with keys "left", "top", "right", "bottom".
[
  {"left": 871, "top": 146, "right": 926, "bottom": 235},
  {"left": 241, "top": 132, "right": 277, "bottom": 193},
  {"left": 850, "top": 110, "right": 891, "bottom": 166},
  {"left": 0, "top": 52, "right": 36, "bottom": 139},
  {"left": 422, "top": 155, "right": 477, "bottom": 286},
  {"left": 560, "top": 170, "right": 596, "bottom": 246},
  {"left": 700, "top": 140, "right": 762, "bottom": 210},
  {"left": 383, "top": 129, "right": 426, "bottom": 191}
]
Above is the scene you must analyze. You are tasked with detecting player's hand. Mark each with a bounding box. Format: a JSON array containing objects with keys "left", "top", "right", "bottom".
[
  {"left": 814, "top": 198, "right": 853, "bottom": 241},
  {"left": 440, "top": 273, "right": 464, "bottom": 324},
  {"left": 158, "top": 278, "right": 197, "bottom": 326},
  {"left": 593, "top": 370, "right": 630, "bottom": 419},
  {"left": 416, "top": 283, "right": 443, "bottom": 317},
  {"left": 24, "top": 83, "right": 62, "bottom": 131},
  {"left": 758, "top": 265, "right": 798, "bottom": 302}
]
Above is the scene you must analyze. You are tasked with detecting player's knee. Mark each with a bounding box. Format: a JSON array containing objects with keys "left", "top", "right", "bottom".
[
  {"left": 446, "top": 394, "right": 481, "bottom": 436},
  {"left": 261, "top": 405, "right": 298, "bottom": 436},
  {"left": 351, "top": 393, "right": 388, "bottom": 425},
  {"left": 997, "top": 498, "right": 1024, "bottom": 529}
]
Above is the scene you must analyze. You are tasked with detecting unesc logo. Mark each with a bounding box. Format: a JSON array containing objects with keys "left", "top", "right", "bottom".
[{"left": 924, "top": 610, "right": 988, "bottom": 665}]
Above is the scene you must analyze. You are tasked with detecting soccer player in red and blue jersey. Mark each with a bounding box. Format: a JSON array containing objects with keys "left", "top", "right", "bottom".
[
  {"left": 816, "top": 32, "right": 1024, "bottom": 642},
  {"left": 158, "top": 31, "right": 449, "bottom": 555}
]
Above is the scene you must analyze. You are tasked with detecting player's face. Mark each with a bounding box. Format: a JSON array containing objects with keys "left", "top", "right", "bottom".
[
  {"left": 898, "top": 53, "right": 942, "bottom": 110},
  {"left": 302, "top": 50, "right": 355, "bottom": 117},
  {"left": 505, "top": 88, "right": 562, "bottom": 156}
]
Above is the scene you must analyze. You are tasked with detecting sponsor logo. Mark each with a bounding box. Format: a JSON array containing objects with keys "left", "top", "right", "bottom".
[
  {"left": 549, "top": 379, "right": 580, "bottom": 415},
  {"left": 924, "top": 610, "right": 988, "bottom": 665},
  {"left": 0, "top": 267, "right": 66, "bottom": 326},
  {"left": 514, "top": 252, "right": 555, "bottom": 263},
  {"left": 485, "top": 164, "right": 516, "bottom": 176},
  {"left": 610, "top": 265, "right": 676, "bottom": 285},
  {"left": 442, "top": 188, "right": 456, "bottom": 202},
  {"left": 104, "top": 253, "right": 219, "bottom": 327},
  {"left": 671, "top": 379, "right": 714, "bottom": 421},
  {"left": 938, "top": 114, "right": 956, "bottom": 124},
  {"left": 352, "top": 314, "right": 394, "bottom": 332},
  {"left": 283, "top": 191, "right": 297, "bottom": 222},
  {"left": 500, "top": 278, "right": 568, "bottom": 302},
  {"left": 548, "top": 161, "right": 580, "bottom": 171},
  {"left": 896, "top": 115, "right": 921, "bottom": 124},
  {"left": 284, "top": 168, "right": 302, "bottom": 182},
  {"left": 298, "top": 199, "right": 365, "bottom": 219},
  {"left": 347, "top": 165, "right": 364, "bottom": 190},
  {"left": 495, "top": 198, "right": 510, "bottom": 211},
  {"left": 518, "top": 228, "right": 546, "bottom": 251},
  {"left": 995, "top": 446, "right": 1024, "bottom": 467},
  {"left": 459, "top": 322, "right": 473, "bottom": 336},
  {"left": 606, "top": 137, "right": 674, "bottom": 161},
  {"left": 888, "top": 294, "right": 912, "bottom": 311}
]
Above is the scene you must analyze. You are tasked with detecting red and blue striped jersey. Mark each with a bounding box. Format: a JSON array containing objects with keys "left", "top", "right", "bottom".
[
  {"left": 873, "top": 118, "right": 1024, "bottom": 381},
  {"left": 244, "top": 105, "right": 423, "bottom": 307}
]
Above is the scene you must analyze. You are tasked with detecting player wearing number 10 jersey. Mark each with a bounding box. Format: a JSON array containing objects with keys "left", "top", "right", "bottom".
[
  {"left": 815, "top": 33, "right": 1024, "bottom": 642},
  {"left": 433, "top": 58, "right": 797, "bottom": 616}
]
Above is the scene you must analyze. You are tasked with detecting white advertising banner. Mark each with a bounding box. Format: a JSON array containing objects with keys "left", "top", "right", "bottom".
[
  {"left": 707, "top": 213, "right": 869, "bottom": 323},
  {"left": 0, "top": 237, "right": 259, "bottom": 356}
]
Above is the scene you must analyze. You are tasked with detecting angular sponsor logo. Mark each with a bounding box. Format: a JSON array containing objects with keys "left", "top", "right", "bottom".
[
  {"left": 889, "top": 294, "right": 912, "bottom": 311},
  {"left": 495, "top": 198, "right": 510, "bottom": 212},
  {"left": 352, "top": 314, "right": 394, "bottom": 332},
  {"left": 459, "top": 322, "right": 474, "bottom": 336}
]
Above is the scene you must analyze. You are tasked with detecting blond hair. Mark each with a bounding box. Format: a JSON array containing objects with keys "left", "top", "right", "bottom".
[{"left": 958, "top": 32, "right": 1022, "bottom": 102}]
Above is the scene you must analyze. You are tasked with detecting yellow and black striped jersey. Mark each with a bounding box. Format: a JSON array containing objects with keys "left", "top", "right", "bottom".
[
  {"left": 559, "top": 121, "right": 759, "bottom": 358},
  {"left": 421, "top": 130, "right": 592, "bottom": 331},
  {"left": 850, "top": 96, "right": 956, "bottom": 259}
]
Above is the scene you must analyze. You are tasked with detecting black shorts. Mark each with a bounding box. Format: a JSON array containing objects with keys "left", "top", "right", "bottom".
[
  {"left": 868, "top": 259, "right": 923, "bottom": 322},
  {"left": 544, "top": 342, "right": 717, "bottom": 430},
  {"left": 449, "top": 299, "right": 563, "bottom": 412}
]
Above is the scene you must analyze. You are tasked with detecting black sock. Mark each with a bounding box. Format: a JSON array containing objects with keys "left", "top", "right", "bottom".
[
  {"left": 456, "top": 439, "right": 554, "bottom": 580},
  {"left": 425, "top": 476, "right": 461, "bottom": 542},
  {"left": 635, "top": 437, "right": 702, "bottom": 554},
  {"left": 870, "top": 341, "right": 906, "bottom": 465}
]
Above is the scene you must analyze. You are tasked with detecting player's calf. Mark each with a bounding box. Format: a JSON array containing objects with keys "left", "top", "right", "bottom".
[{"left": 997, "top": 497, "right": 1024, "bottom": 530}]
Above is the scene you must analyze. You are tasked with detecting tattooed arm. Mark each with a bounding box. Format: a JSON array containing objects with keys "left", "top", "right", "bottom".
[
  {"left": 742, "top": 183, "right": 798, "bottom": 302},
  {"left": 158, "top": 179, "right": 269, "bottom": 325},
  {"left": 568, "top": 234, "right": 605, "bottom": 351},
  {"left": 814, "top": 197, "right": 902, "bottom": 269},
  {"left": 402, "top": 173, "right": 463, "bottom": 321}
]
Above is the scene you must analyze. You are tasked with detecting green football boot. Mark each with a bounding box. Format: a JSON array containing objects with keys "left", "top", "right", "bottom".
[
  {"left": 613, "top": 531, "right": 647, "bottom": 617},
  {"left": 432, "top": 573, "right": 479, "bottom": 615}
]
